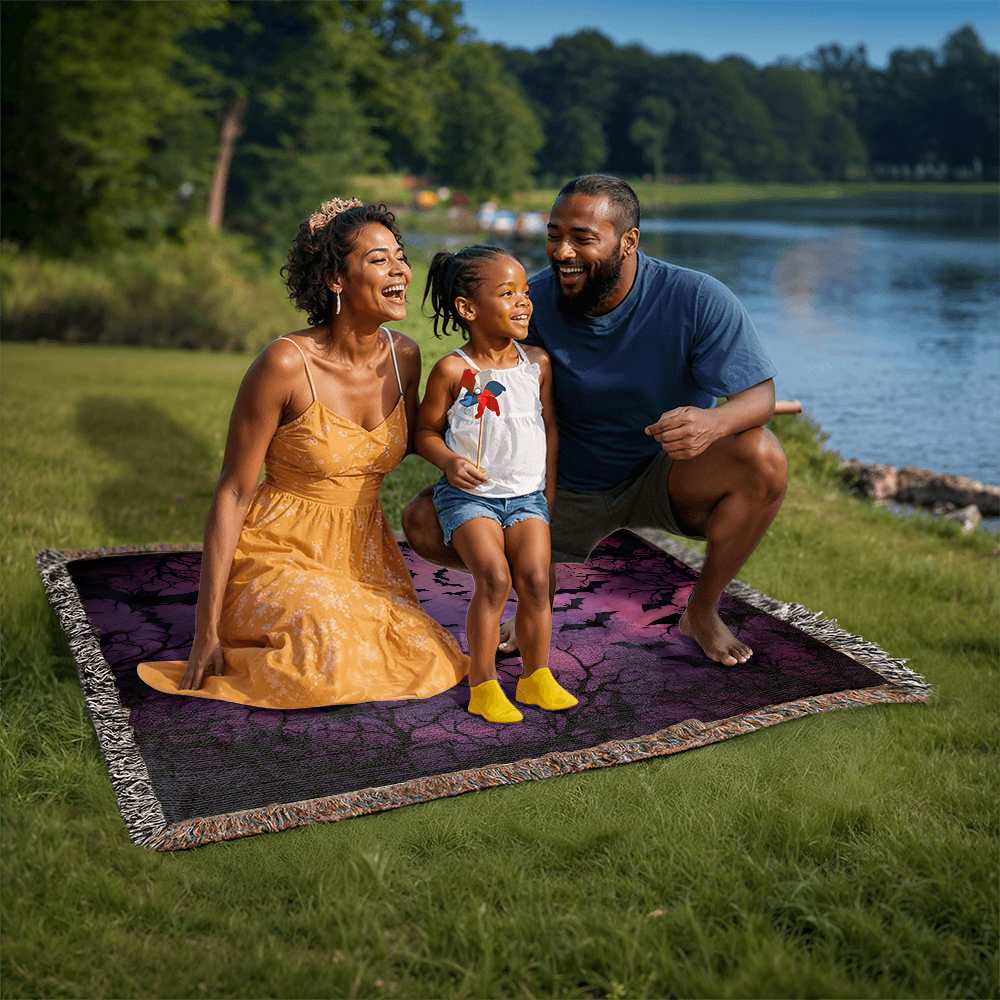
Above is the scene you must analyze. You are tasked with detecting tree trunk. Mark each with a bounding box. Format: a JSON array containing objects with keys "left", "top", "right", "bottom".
[{"left": 206, "top": 94, "right": 248, "bottom": 231}]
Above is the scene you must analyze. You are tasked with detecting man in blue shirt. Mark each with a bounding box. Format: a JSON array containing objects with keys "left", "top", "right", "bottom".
[{"left": 404, "top": 175, "right": 787, "bottom": 667}]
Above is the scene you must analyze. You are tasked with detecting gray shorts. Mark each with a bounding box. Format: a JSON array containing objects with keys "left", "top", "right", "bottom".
[{"left": 549, "top": 452, "right": 705, "bottom": 564}]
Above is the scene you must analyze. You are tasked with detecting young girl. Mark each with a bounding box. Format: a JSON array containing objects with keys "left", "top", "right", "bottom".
[{"left": 417, "top": 246, "right": 577, "bottom": 724}]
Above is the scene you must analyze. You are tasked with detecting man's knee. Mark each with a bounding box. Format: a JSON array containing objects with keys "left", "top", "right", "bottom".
[
  {"left": 401, "top": 485, "right": 471, "bottom": 572},
  {"left": 732, "top": 427, "right": 787, "bottom": 501},
  {"left": 401, "top": 486, "right": 437, "bottom": 545}
]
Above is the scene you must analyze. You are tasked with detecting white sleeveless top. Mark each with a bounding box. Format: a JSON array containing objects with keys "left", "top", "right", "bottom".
[{"left": 443, "top": 342, "right": 547, "bottom": 498}]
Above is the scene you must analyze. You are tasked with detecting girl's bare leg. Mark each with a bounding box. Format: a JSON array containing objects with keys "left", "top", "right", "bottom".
[
  {"left": 502, "top": 518, "right": 552, "bottom": 679},
  {"left": 450, "top": 518, "right": 522, "bottom": 722},
  {"left": 450, "top": 518, "right": 511, "bottom": 685},
  {"left": 503, "top": 519, "right": 577, "bottom": 710}
]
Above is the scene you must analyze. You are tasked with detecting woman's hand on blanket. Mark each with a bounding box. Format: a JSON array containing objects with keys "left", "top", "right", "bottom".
[
  {"left": 445, "top": 455, "right": 488, "bottom": 490},
  {"left": 645, "top": 406, "right": 722, "bottom": 460},
  {"left": 180, "top": 635, "right": 226, "bottom": 690}
]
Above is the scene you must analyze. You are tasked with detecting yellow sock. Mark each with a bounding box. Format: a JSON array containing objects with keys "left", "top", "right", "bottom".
[
  {"left": 516, "top": 668, "right": 578, "bottom": 710},
  {"left": 468, "top": 679, "right": 523, "bottom": 724}
]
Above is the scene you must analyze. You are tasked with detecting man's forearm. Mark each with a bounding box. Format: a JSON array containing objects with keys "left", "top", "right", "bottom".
[{"left": 714, "top": 379, "right": 775, "bottom": 437}]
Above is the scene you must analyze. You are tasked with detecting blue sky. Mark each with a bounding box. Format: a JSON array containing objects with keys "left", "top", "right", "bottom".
[{"left": 458, "top": 0, "right": 999, "bottom": 66}]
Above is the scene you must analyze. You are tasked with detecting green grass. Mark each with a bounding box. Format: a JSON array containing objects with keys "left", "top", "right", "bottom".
[{"left": 2, "top": 342, "right": 997, "bottom": 999}]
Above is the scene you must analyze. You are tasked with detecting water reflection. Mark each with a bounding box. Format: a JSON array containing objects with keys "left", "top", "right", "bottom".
[
  {"left": 771, "top": 228, "right": 865, "bottom": 316},
  {"left": 935, "top": 262, "right": 987, "bottom": 293}
]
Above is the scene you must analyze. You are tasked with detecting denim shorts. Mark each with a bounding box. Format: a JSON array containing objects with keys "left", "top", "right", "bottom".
[{"left": 432, "top": 479, "right": 550, "bottom": 547}]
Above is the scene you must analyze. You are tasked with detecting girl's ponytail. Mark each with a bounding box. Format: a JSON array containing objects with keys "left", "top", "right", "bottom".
[{"left": 422, "top": 245, "right": 512, "bottom": 338}]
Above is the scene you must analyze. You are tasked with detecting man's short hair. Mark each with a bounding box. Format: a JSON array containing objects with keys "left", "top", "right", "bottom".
[{"left": 556, "top": 175, "right": 641, "bottom": 237}]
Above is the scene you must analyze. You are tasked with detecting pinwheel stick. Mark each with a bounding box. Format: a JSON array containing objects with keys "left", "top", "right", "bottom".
[{"left": 476, "top": 416, "right": 485, "bottom": 469}]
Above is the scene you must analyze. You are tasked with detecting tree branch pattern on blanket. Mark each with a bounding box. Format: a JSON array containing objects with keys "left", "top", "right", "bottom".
[{"left": 66, "top": 532, "right": 906, "bottom": 831}]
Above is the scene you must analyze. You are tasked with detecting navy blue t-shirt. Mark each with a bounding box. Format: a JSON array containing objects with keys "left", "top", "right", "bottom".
[{"left": 526, "top": 252, "right": 777, "bottom": 492}]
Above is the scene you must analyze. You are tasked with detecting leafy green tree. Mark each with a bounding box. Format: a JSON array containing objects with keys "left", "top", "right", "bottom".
[
  {"left": 628, "top": 96, "right": 676, "bottom": 179},
  {"left": 858, "top": 45, "right": 939, "bottom": 168},
  {"left": 496, "top": 30, "right": 619, "bottom": 182},
  {"left": 1, "top": 0, "right": 228, "bottom": 252},
  {"left": 431, "top": 44, "right": 543, "bottom": 198},
  {"left": 184, "top": 0, "right": 464, "bottom": 247},
  {"left": 756, "top": 64, "right": 867, "bottom": 180},
  {"left": 339, "top": 0, "right": 464, "bottom": 173},
  {"left": 654, "top": 55, "right": 780, "bottom": 181},
  {"left": 186, "top": 2, "right": 384, "bottom": 248},
  {"left": 934, "top": 26, "right": 999, "bottom": 173},
  {"left": 541, "top": 104, "right": 610, "bottom": 180},
  {"left": 812, "top": 28, "right": 998, "bottom": 177},
  {"left": 603, "top": 43, "right": 657, "bottom": 176}
]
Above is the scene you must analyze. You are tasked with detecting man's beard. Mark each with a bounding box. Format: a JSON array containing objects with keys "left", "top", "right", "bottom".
[{"left": 555, "top": 248, "right": 623, "bottom": 319}]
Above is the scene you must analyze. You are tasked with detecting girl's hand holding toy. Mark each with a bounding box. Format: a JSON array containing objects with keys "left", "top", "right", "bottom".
[{"left": 444, "top": 454, "right": 488, "bottom": 490}]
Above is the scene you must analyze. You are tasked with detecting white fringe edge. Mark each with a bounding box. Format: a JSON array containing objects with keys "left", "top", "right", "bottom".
[{"left": 36, "top": 549, "right": 168, "bottom": 846}]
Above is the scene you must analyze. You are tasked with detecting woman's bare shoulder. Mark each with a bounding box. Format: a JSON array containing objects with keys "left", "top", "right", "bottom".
[
  {"left": 256, "top": 333, "right": 311, "bottom": 375},
  {"left": 385, "top": 328, "right": 419, "bottom": 359},
  {"left": 233, "top": 335, "right": 311, "bottom": 404}
]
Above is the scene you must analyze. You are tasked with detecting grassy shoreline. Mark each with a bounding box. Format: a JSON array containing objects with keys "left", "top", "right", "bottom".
[
  {"left": 349, "top": 174, "right": 998, "bottom": 218},
  {"left": 2, "top": 342, "right": 996, "bottom": 999}
]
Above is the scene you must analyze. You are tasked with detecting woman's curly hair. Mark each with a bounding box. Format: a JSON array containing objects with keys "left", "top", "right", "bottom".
[{"left": 281, "top": 200, "right": 405, "bottom": 327}]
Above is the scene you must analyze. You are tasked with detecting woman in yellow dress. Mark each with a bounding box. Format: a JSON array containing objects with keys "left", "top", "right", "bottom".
[{"left": 138, "top": 200, "right": 469, "bottom": 708}]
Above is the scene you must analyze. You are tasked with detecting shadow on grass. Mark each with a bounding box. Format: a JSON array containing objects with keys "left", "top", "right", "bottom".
[{"left": 76, "top": 397, "right": 219, "bottom": 541}]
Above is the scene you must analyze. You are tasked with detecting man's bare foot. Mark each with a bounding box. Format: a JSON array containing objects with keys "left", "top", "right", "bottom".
[
  {"left": 679, "top": 607, "right": 752, "bottom": 666},
  {"left": 498, "top": 618, "right": 518, "bottom": 653}
]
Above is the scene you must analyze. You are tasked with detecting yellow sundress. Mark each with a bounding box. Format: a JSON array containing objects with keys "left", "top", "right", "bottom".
[{"left": 137, "top": 333, "right": 469, "bottom": 708}]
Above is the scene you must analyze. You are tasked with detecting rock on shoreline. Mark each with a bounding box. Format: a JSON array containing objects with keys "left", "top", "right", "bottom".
[{"left": 843, "top": 461, "right": 999, "bottom": 530}]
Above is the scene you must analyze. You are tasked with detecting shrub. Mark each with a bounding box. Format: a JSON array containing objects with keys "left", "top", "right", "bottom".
[
  {"left": 1, "top": 231, "right": 299, "bottom": 353},
  {"left": 767, "top": 410, "right": 854, "bottom": 488}
]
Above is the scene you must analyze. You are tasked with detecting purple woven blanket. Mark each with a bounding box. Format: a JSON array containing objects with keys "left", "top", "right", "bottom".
[{"left": 36, "top": 530, "right": 927, "bottom": 850}]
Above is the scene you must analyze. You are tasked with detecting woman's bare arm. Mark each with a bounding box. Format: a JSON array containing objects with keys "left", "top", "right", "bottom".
[{"left": 181, "top": 340, "right": 303, "bottom": 690}]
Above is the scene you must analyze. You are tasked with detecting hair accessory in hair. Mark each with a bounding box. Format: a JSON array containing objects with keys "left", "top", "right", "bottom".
[{"left": 307, "top": 197, "right": 363, "bottom": 235}]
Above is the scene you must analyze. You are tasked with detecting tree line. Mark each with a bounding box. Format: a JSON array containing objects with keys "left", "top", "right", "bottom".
[
  {"left": 497, "top": 26, "right": 997, "bottom": 186},
  {"left": 2, "top": 0, "right": 996, "bottom": 256}
]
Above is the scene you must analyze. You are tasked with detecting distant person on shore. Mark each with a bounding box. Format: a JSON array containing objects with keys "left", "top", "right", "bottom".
[
  {"left": 416, "top": 245, "right": 574, "bottom": 723},
  {"left": 404, "top": 174, "right": 787, "bottom": 667}
]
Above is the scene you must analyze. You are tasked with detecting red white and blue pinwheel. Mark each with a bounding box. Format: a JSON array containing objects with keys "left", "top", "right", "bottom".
[
  {"left": 459, "top": 368, "right": 506, "bottom": 467},
  {"left": 459, "top": 368, "right": 506, "bottom": 419}
]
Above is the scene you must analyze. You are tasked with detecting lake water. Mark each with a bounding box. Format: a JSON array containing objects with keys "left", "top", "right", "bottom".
[{"left": 412, "top": 192, "right": 999, "bottom": 487}]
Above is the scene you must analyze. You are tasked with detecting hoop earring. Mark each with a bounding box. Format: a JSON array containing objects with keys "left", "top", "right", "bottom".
[{"left": 335, "top": 292, "right": 341, "bottom": 317}]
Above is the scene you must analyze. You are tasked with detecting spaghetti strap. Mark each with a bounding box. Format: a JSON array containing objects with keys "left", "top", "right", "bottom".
[
  {"left": 384, "top": 328, "right": 404, "bottom": 395},
  {"left": 512, "top": 341, "right": 529, "bottom": 363},
  {"left": 279, "top": 336, "right": 317, "bottom": 402},
  {"left": 452, "top": 348, "right": 481, "bottom": 372}
]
